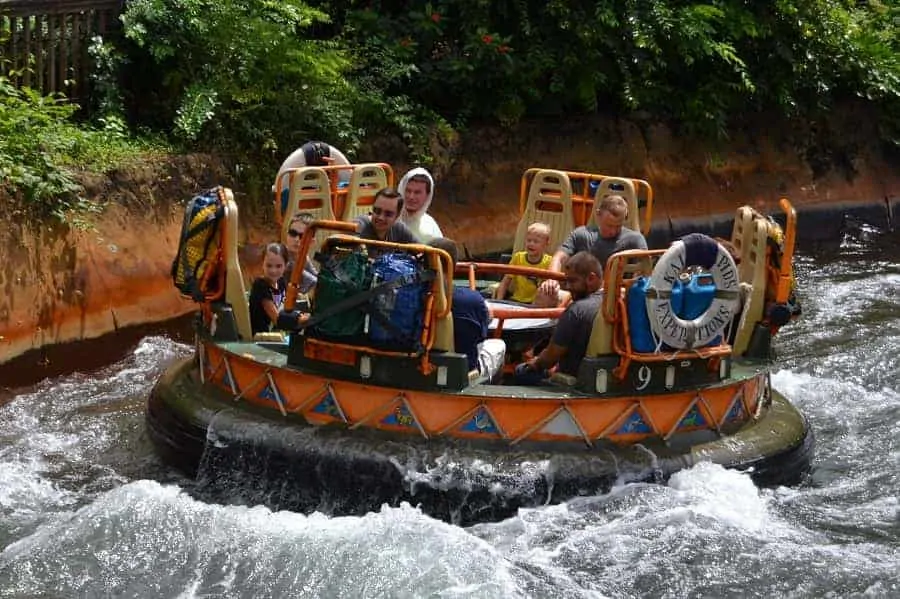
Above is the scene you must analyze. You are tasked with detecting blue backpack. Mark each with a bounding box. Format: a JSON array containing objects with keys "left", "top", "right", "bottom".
[{"left": 369, "top": 253, "right": 431, "bottom": 350}]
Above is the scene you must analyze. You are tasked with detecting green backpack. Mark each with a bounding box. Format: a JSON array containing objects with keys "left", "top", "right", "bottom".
[{"left": 311, "top": 249, "right": 372, "bottom": 338}]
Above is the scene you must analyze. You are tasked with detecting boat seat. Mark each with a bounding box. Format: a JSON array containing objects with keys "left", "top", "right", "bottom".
[
  {"left": 282, "top": 167, "right": 335, "bottom": 255},
  {"left": 730, "top": 206, "right": 758, "bottom": 269},
  {"left": 431, "top": 253, "right": 454, "bottom": 353},
  {"left": 513, "top": 169, "right": 575, "bottom": 254},
  {"left": 594, "top": 177, "right": 640, "bottom": 232},
  {"left": 731, "top": 218, "right": 769, "bottom": 356},
  {"left": 343, "top": 163, "right": 389, "bottom": 222},
  {"left": 222, "top": 190, "right": 253, "bottom": 341},
  {"left": 586, "top": 250, "right": 655, "bottom": 357}
]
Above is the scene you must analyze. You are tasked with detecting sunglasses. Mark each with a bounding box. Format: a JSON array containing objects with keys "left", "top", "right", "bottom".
[
  {"left": 287, "top": 229, "right": 304, "bottom": 238},
  {"left": 371, "top": 206, "right": 396, "bottom": 219}
]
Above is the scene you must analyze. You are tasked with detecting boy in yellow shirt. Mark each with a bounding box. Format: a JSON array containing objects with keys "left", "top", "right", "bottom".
[{"left": 496, "top": 222, "right": 555, "bottom": 306}]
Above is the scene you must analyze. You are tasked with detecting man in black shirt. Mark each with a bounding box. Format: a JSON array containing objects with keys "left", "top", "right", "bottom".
[{"left": 516, "top": 251, "right": 603, "bottom": 384}]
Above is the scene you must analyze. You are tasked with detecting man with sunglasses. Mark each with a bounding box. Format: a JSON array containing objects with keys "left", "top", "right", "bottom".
[
  {"left": 355, "top": 188, "right": 417, "bottom": 254},
  {"left": 537, "top": 194, "right": 647, "bottom": 300}
]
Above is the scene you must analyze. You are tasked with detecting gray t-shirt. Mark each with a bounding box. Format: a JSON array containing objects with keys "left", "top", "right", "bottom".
[
  {"left": 560, "top": 225, "right": 647, "bottom": 268},
  {"left": 354, "top": 216, "right": 417, "bottom": 244},
  {"left": 552, "top": 291, "right": 603, "bottom": 376}
]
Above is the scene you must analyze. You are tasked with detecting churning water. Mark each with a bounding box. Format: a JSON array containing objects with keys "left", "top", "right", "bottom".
[{"left": 1, "top": 228, "right": 899, "bottom": 598}]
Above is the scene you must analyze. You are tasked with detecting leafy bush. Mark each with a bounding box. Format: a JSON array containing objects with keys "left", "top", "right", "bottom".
[
  {"left": 0, "top": 74, "right": 164, "bottom": 222},
  {"left": 121, "top": 0, "right": 361, "bottom": 159},
  {"left": 330, "top": 0, "right": 900, "bottom": 140}
]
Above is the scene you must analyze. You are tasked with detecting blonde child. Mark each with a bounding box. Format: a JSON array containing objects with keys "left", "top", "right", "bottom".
[
  {"left": 249, "top": 243, "right": 289, "bottom": 335},
  {"left": 496, "top": 222, "right": 554, "bottom": 306}
]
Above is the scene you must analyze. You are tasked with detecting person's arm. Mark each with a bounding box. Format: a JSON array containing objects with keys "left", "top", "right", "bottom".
[
  {"left": 495, "top": 275, "right": 513, "bottom": 299},
  {"left": 527, "top": 340, "right": 567, "bottom": 372},
  {"left": 538, "top": 229, "right": 578, "bottom": 295},
  {"left": 262, "top": 298, "right": 279, "bottom": 325},
  {"left": 250, "top": 278, "right": 279, "bottom": 328},
  {"left": 299, "top": 262, "right": 318, "bottom": 294},
  {"left": 525, "top": 307, "right": 578, "bottom": 370},
  {"left": 538, "top": 249, "right": 570, "bottom": 296},
  {"left": 628, "top": 230, "right": 648, "bottom": 251},
  {"left": 548, "top": 249, "right": 569, "bottom": 273}
]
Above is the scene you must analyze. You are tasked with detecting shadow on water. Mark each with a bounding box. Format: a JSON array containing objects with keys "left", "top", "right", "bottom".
[{"left": 0, "top": 313, "right": 197, "bottom": 399}]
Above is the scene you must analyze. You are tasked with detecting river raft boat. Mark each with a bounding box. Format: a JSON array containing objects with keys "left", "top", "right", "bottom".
[{"left": 148, "top": 165, "right": 813, "bottom": 525}]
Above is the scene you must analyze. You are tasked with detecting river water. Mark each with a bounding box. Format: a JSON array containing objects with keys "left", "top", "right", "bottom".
[{"left": 1, "top": 227, "right": 899, "bottom": 598}]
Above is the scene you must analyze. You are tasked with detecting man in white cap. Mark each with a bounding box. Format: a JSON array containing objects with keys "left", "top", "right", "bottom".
[{"left": 397, "top": 167, "right": 443, "bottom": 243}]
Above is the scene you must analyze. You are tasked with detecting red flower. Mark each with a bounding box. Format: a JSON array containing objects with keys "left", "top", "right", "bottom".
[
  {"left": 400, "top": 38, "right": 411, "bottom": 47},
  {"left": 431, "top": 12, "right": 441, "bottom": 23},
  {"left": 481, "top": 34, "right": 493, "bottom": 44},
  {"left": 497, "top": 45, "right": 510, "bottom": 54}
]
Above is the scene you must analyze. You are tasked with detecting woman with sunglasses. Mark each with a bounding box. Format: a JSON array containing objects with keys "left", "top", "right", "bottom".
[
  {"left": 283, "top": 212, "right": 319, "bottom": 293},
  {"left": 355, "top": 188, "right": 417, "bottom": 257}
]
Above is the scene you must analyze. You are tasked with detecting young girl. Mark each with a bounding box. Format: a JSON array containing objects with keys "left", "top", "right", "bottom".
[{"left": 249, "top": 243, "right": 289, "bottom": 335}]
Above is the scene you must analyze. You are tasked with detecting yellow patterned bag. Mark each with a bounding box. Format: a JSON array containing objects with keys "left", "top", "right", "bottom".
[{"left": 171, "top": 187, "right": 225, "bottom": 301}]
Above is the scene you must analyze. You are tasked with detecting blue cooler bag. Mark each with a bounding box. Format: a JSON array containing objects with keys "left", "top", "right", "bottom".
[
  {"left": 627, "top": 276, "right": 657, "bottom": 353},
  {"left": 369, "top": 253, "right": 430, "bottom": 348}
]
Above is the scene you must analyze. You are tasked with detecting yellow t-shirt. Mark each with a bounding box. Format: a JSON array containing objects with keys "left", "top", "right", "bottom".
[{"left": 508, "top": 251, "right": 552, "bottom": 304}]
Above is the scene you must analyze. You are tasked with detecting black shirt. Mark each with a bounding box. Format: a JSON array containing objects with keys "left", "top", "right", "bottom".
[
  {"left": 552, "top": 291, "right": 603, "bottom": 375},
  {"left": 249, "top": 277, "right": 286, "bottom": 335}
]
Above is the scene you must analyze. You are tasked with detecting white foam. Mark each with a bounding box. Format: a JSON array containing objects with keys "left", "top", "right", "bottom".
[
  {"left": 0, "top": 460, "right": 78, "bottom": 527},
  {"left": 1, "top": 480, "right": 526, "bottom": 598}
]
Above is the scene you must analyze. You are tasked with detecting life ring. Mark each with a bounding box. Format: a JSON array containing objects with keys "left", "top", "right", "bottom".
[
  {"left": 646, "top": 233, "right": 740, "bottom": 349},
  {"left": 273, "top": 142, "right": 351, "bottom": 193}
]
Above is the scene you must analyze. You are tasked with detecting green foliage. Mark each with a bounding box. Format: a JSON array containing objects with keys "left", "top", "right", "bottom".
[
  {"left": 0, "top": 74, "right": 165, "bottom": 223},
  {"left": 121, "top": 0, "right": 360, "bottom": 158},
  {"left": 329, "top": 0, "right": 900, "bottom": 141},
  {"left": 88, "top": 35, "right": 127, "bottom": 120}
]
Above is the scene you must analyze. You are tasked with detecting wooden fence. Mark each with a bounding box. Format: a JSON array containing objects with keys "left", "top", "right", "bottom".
[{"left": 0, "top": 0, "right": 123, "bottom": 104}]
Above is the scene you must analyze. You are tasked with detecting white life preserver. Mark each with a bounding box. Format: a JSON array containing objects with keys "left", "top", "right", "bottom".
[
  {"left": 272, "top": 142, "right": 351, "bottom": 193},
  {"left": 646, "top": 236, "right": 740, "bottom": 349}
]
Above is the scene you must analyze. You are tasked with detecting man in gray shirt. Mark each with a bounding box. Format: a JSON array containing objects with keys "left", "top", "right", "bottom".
[
  {"left": 515, "top": 251, "right": 604, "bottom": 383},
  {"left": 355, "top": 188, "right": 417, "bottom": 258},
  {"left": 538, "top": 194, "right": 647, "bottom": 299}
]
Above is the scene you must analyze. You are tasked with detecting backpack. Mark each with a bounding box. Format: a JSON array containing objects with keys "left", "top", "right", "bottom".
[
  {"left": 171, "top": 187, "right": 226, "bottom": 301},
  {"left": 369, "top": 252, "right": 431, "bottom": 350},
  {"left": 310, "top": 248, "right": 372, "bottom": 338}
]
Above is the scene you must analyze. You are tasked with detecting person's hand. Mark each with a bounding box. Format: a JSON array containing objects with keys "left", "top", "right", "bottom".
[
  {"left": 538, "top": 279, "right": 560, "bottom": 296},
  {"left": 514, "top": 362, "right": 533, "bottom": 377}
]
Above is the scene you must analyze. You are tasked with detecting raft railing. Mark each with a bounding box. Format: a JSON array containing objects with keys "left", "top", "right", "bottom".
[
  {"left": 597, "top": 248, "right": 733, "bottom": 382},
  {"left": 773, "top": 198, "right": 797, "bottom": 305}
]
